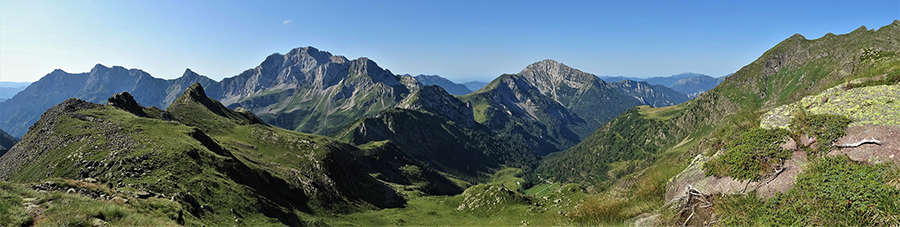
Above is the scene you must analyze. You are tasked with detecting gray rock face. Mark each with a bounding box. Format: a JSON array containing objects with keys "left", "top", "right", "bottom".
[
  {"left": 412, "top": 75, "right": 473, "bottom": 95},
  {"left": 515, "top": 59, "right": 644, "bottom": 137},
  {"left": 214, "top": 47, "right": 418, "bottom": 135}
]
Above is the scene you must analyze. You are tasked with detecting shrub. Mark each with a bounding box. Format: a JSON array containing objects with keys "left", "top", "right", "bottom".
[
  {"left": 762, "top": 156, "right": 900, "bottom": 225},
  {"left": 789, "top": 114, "right": 852, "bottom": 157},
  {"left": 704, "top": 128, "right": 791, "bottom": 181}
]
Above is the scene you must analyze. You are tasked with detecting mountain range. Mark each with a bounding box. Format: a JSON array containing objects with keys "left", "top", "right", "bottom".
[
  {"left": 2, "top": 20, "right": 896, "bottom": 226},
  {"left": 462, "top": 81, "right": 489, "bottom": 91},
  {"left": 599, "top": 72, "right": 725, "bottom": 97},
  {"left": 1, "top": 48, "right": 689, "bottom": 157},
  {"left": 0, "top": 82, "right": 31, "bottom": 103}
]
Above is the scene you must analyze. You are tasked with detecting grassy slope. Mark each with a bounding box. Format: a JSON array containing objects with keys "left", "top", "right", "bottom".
[
  {"left": 1, "top": 84, "right": 412, "bottom": 226},
  {"left": 325, "top": 167, "right": 590, "bottom": 226},
  {"left": 336, "top": 108, "right": 541, "bottom": 184},
  {"left": 0, "top": 180, "right": 182, "bottom": 226},
  {"left": 536, "top": 20, "right": 900, "bottom": 224}
]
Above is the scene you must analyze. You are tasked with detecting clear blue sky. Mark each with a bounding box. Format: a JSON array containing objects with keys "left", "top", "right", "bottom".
[{"left": 1, "top": 0, "right": 898, "bottom": 83}]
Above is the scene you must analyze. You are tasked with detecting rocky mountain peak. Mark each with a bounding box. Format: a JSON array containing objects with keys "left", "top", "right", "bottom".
[
  {"left": 179, "top": 83, "right": 208, "bottom": 102},
  {"left": 169, "top": 83, "right": 267, "bottom": 128},
  {"left": 90, "top": 63, "right": 109, "bottom": 73},
  {"left": 106, "top": 92, "right": 146, "bottom": 117},
  {"left": 350, "top": 57, "right": 399, "bottom": 85},
  {"left": 182, "top": 68, "right": 201, "bottom": 79},
  {"left": 519, "top": 59, "right": 598, "bottom": 92},
  {"left": 49, "top": 69, "right": 69, "bottom": 75},
  {"left": 284, "top": 46, "right": 339, "bottom": 70}
]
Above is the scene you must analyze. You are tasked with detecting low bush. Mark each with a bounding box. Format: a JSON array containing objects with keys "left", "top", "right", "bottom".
[{"left": 704, "top": 128, "right": 791, "bottom": 181}]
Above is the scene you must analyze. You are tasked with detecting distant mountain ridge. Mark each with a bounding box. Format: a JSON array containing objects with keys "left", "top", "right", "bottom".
[
  {"left": 669, "top": 75, "right": 725, "bottom": 98},
  {"left": 412, "top": 74, "right": 473, "bottom": 95},
  {"left": 2, "top": 47, "right": 689, "bottom": 145},
  {"left": 0, "top": 65, "right": 216, "bottom": 137},
  {"left": 599, "top": 72, "right": 706, "bottom": 86},
  {"left": 609, "top": 80, "right": 690, "bottom": 107},
  {"left": 462, "top": 81, "right": 489, "bottom": 91},
  {"left": 599, "top": 72, "right": 726, "bottom": 97},
  {"left": 0, "top": 82, "right": 31, "bottom": 101}
]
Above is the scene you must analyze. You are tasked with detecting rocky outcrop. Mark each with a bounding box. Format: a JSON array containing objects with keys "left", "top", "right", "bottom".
[
  {"left": 107, "top": 92, "right": 148, "bottom": 118},
  {"left": 168, "top": 83, "right": 269, "bottom": 132}
]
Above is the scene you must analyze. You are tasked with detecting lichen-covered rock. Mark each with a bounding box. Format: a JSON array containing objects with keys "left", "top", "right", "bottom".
[{"left": 761, "top": 81, "right": 900, "bottom": 130}]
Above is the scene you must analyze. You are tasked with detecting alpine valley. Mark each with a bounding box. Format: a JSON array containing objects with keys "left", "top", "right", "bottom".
[{"left": 0, "top": 20, "right": 898, "bottom": 226}]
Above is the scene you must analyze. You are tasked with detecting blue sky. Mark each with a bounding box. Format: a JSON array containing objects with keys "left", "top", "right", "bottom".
[{"left": 1, "top": 0, "right": 897, "bottom": 83}]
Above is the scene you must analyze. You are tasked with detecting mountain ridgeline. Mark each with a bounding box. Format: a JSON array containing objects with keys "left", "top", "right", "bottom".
[
  {"left": 456, "top": 60, "right": 690, "bottom": 154},
  {"left": 1, "top": 47, "right": 689, "bottom": 157},
  {"left": 600, "top": 72, "right": 726, "bottom": 98}
]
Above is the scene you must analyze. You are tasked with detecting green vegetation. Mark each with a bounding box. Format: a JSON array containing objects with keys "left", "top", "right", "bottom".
[
  {"left": 846, "top": 69, "right": 900, "bottom": 89},
  {"left": 704, "top": 128, "right": 791, "bottom": 181},
  {"left": 536, "top": 106, "right": 685, "bottom": 186},
  {"left": 790, "top": 113, "right": 853, "bottom": 156},
  {"left": 715, "top": 156, "right": 900, "bottom": 226},
  {"left": 337, "top": 108, "right": 540, "bottom": 184},
  {"left": 535, "top": 20, "right": 900, "bottom": 225},
  {"left": 0, "top": 85, "right": 412, "bottom": 226},
  {"left": 0, "top": 180, "right": 181, "bottom": 226},
  {"left": 324, "top": 171, "right": 590, "bottom": 226}
]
